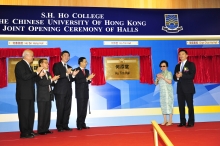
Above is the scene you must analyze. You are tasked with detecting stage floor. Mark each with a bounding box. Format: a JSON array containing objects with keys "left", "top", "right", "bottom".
[{"left": 0, "top": 122, "right": 220, "bottom": 146}]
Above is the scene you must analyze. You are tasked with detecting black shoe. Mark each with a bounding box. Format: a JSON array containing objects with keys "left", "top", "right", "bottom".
[
  {"left": 186, "top": 124, "right": 194, "bottom": 128},
  {"left": 177, "top": 123, "right": 186, "bottom": 127},
  {"left": 20, "top": 134, "right": 34, "bottom": 138},
  {"left": 77, "top": 127, "right": 82, "bottom": 130},
  {"left": 45, "top": 130, "right": 53, "bottom": 134},
  {"left": 57, "top": 128, "right": 64, "bottom": 132},
  {"left": 63, "top": 127, "right": 72, "bottom": 131},
  {"left": 82, "top": 126, "right": 90, "bottom": 129},
  {"left": 38, "top": 132, "right": 47, "bottom": 135},
  {"left": 31, "top": 132, "right": 39, "bottom": 136}
]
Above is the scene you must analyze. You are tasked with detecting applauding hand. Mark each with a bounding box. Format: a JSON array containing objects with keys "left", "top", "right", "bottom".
[{"left": 87, "top": 73, "right": 95, "bottom": 80}]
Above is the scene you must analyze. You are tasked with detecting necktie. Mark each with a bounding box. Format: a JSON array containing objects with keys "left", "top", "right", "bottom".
[
  {"left": 45, "top": 71, "right": 51, "bottom": 91},
  {"left": 29, "top": 65, "right": 33, "bottom": 72},
  {"left": 180, "top": 62, "right": 184, "bottom": 72},
  {"left": 64, "top": 63, "right": 70, "bottom": 81},
  {"left": 82, "top": 69, "right": 86, "bottom": 76}
]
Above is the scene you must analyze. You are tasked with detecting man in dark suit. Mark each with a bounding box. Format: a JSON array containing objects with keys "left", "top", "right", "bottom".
[
  {"left": 173, "top": 49, "right": 196, "bottom": 128},
  {"left": 53, "top": 50, "right": 79, "bottom": 132},
  {"left": 36, "top": 58, "right": 60, "bottom": 135},
  {"left": 15, "top": 49, "right": 44, "bottom": 138},
  {"left": 74, "top": 57, "right": 95, "bottom": 130}
]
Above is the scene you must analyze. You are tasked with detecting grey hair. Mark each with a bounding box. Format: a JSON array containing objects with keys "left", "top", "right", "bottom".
[{"left": 22, "top": 50, "right": 31, "bottom": 58}]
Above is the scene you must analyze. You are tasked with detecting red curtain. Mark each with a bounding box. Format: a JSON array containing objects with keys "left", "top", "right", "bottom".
[
  {"left": 179, "top": 48, "right": 220, "bottom": 83},
  {"left": 90, "top": 48, "right": 153, "bottom": 85},
  {"left": 0, "top": 48, "right": 61, "bottom": 88}
]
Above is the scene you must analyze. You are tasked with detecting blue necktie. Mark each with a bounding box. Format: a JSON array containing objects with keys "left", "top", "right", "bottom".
[{"left": 180, "top": 63, "right": 184, "bottom": 72}]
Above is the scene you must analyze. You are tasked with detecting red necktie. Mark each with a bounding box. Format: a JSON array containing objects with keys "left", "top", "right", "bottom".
[{"left": 82, "top": 69, "right": 86, "bottom": 76}]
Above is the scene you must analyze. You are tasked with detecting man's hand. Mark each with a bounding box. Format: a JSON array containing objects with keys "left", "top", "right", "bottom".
[
  {"left": 66, "top": 68, "right": 72, "bottom": 74},
  {"left": 52, "top": 75, "right": 60, "bottom": 81},
  {"left": 39, "top": 71, "right": 46, "bottom": 77},
  {"left": 176, "top": 72, "right": 182, "bottom": 78},
  {"left": 72, "top": 69, "right": 79, "bottom": 76},
  {"left": 87, "top": 73, "right": 95, "bottom": 80},
  {"left": 36, "top": 67, "right": 44, "bottom": 74}
]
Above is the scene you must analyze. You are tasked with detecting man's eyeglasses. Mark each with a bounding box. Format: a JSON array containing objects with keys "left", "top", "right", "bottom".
[{"left": 160, "top": 66, "right": 166, "bottom": 67}]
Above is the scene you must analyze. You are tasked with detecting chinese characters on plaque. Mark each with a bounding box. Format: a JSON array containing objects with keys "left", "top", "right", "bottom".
[{"left": 104, "top": 57, "right": 139, "bottom": 80}]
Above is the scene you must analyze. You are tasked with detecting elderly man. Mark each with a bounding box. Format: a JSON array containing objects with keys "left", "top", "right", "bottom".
[{"left": 15, "top": 49, "right": 44, "bottom": 138}]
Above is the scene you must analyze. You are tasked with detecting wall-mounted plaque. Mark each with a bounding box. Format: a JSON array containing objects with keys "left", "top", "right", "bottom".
[
  {"left": 8, "top": 58, "right": 41, "bottom": 83},
  {"left": 104, "top": 57, "right": 139, "bottom": 80}
]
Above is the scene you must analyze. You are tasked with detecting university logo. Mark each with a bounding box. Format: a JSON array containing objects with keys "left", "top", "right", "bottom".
[{"left": 162, "top": 14, "right": 183, "bottom": 33}]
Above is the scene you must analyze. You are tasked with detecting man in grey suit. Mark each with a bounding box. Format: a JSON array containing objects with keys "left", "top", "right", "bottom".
[
  {"left": 15, "top": 49, "right": 44, "bottom": 138},
  {"left": 36, "top": 58, "right": 60, "bottom": 135}
]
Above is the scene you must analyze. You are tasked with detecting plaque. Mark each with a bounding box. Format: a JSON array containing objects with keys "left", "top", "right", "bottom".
[
  {"left": 8, "top": 58, "right": 41, "bottom": 83},
  {"left": 104, "top": 57, "right": 139, "bottom": 80}
]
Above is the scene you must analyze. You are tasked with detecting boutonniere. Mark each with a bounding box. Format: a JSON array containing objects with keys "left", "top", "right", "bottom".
[
  {"left": 184, "top": 67, "right": 189, "bottom": 72},
  {"left": 48, "top": 76, "right": 51, "bottom": 79}
]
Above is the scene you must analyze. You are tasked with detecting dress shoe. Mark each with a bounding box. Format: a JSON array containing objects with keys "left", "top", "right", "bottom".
[
  {"left": 63, "top": 127, "right": 72, "bottom": 131},
  {"left": 31, "top": 132, "right": 39, "bottom": 136},
  {"left": 82, "top": 126, "right": 90, "bottom": 129},
  {"left": 20, "top": 134, "right": 34, "bottom": 138},
  {"left": 38, "top": 132, "right": 47, "bottom": 135},
  {"left": 45, "top": 130, "right": 53, "bottom": 134},
  {"left": 177, "top": 123, "right": 186, "bottom": 127},
  {"left": 57, "top": 128, "right": 64, "bottom": 132},
  {"left": 77, "top": 127, "right": 82, "bottom": 130},
  {"left": 186, "top": 124, "right": 194, "bottom": 128}
]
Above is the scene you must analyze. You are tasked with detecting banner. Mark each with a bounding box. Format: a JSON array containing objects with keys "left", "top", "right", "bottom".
[{"left": 0, "top": 5, "right": 220, "bottom": 35}]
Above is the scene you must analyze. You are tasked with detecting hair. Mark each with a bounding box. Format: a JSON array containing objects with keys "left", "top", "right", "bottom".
[
  {"left": 61, "top": 50, "right": 70, "bottom": 57},
  {"left": 22, "top": 49, "right": 33, "bottom": 58},
  {"left": 38, "top": 58, "right": 47, "bottom": 67},
  {"left": 159, "top": 60, "right": 168, "bottom": 67},
  {"left": 78, "top": 57, "right": 86, "bottom": 65},
  {"left": 178, "top": 49, "right": 188, "bottom": 54}
]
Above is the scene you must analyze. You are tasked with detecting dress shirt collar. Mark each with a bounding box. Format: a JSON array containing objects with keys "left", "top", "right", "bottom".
[
  {"left": 23, "top": 59, "right": 30, "bottom": 66},
  {"left": 181, "top": 60, "right": 187, "bottom": 65},
  {"left": 61, "top": 61, "right": 67, "bottom": 66}
]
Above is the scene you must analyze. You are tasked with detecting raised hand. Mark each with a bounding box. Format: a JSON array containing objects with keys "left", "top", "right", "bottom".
[
  {"left": 87, "top": 73, "right": 95, "bottom": 80},
  {"left": 52, "top": 75, "right": 60, "bottom": 81},
  {"left": 66, "top": 68, "right": 72, "bottom": 74},
  {"left": 157, "top": 73, "right": 162, "bottom": 78},
  {"left": 39, "top": 71, "right": 46, "bottom": 77},
  {"left": 72, "top": 69, "right": 79, "bottom": 76},
  {"left": 37, "top": 66, "right": 44, "bottom": 74}
]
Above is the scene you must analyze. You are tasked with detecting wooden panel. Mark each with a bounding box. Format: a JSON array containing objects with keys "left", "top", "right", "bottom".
[{"left": 1, "top": 0, "right": 220, "bottom": 8}]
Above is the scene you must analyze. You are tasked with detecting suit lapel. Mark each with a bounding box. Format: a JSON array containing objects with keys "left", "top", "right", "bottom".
[
  {"left": 45, "top": 71, "right": 52, "bottom": 91},
  {"left": 46, "top": 71, "right": 51, "bottom": 80},
  {"left": 22, "top": 60, "right": 32, "bottom": 72},
  {"left": 177, "top": 63, "right": 181, "bottom": 72},
  {"left": 182, "top": 61, "right": 189, "bottom": 73}
]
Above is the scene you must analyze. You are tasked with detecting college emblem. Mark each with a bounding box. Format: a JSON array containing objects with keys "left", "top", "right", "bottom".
[{"left": 162, "top": 14, "right": 183, "bottom": 33}]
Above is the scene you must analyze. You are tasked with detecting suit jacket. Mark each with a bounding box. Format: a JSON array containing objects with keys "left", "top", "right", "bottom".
[
  {"left": 15, "top": 59, "right": 38, "bottom": 100},
  {"left": 74, "top": 67, "right": 91, "bottom": 99},
  {"left": 53, "top": 62, "right": 74, "bottom": 94},
  {"left": 173, "top": 61, "right": 196, "bottom": 94},
  {"left": 36, "top": 71, "right": 54, "bottom": 102}
]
